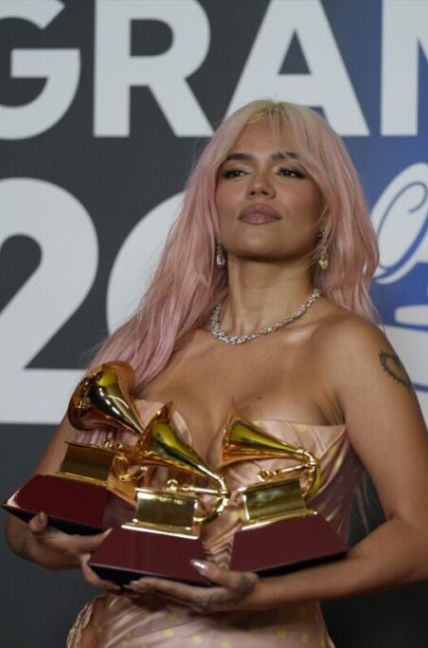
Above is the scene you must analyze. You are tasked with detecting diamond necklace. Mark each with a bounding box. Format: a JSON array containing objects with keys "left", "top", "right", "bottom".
[{"left": 209, "top": 288, "right": 321, "bottom": 345}]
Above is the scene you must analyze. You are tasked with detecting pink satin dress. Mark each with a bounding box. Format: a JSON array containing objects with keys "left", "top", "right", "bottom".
[{"left": 67, "top": 400, "right": 363, "bottom": 648}]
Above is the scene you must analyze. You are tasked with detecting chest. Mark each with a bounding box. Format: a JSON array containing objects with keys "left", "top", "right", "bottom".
[{"left": 139, "top": 329, "right": 333, "bottom": 458}]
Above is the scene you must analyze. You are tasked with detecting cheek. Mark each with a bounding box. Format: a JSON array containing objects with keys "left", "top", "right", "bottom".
[
  {"left": 215, "top": 187, "right": 239, "bottom": 233},
  {"left": 292, "top": 188, "right": 323, "bottom": 222},
  {"left": 307, "top": 184, "right": 323, "bottom": 215},
  {"left": 215, "top": 185, "right": 235, "bottom": 213}
]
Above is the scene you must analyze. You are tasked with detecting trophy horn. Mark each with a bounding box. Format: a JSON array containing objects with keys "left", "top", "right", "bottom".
[
  {"left": 68, "top": 361, "right": 145, "bottom": 438},
  {"left": 222, "top": 408, "right": 321, "bottom": 500},
  {"left": 135, "top": 403, "right": 230, "bottom": 524},
  {"left": 60, "top": 361, "right": 151, "bottom": 492}
]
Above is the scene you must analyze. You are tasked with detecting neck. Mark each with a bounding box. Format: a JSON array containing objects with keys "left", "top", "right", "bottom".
[{"left": 219, "top": 256, "right": 314, "bottom": 336}]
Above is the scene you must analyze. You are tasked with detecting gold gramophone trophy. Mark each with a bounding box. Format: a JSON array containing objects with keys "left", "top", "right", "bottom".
[
  {"left": 3, "top": 362, "right": 149, "bottom": 533},
  {"left": 89, "top": 402, "right": 230, "bottom": 585},
  {"left": 223, "top": 412, "right": 347, "bottom": 575}
]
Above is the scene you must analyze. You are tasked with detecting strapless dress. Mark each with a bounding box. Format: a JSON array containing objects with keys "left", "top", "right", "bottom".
[{"left": 67, "top": 400, "right": 363, "bottom": 648}]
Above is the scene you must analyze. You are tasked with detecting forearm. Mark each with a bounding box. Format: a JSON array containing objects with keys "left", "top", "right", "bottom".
[
  {"left": 5, "top": 512, "right": 89, "bottom": 571},
  {"left": 5, "top": 513, "right": 119, "bottom": 591},
  {"left": 246, "top": 517, "right": 428, "bottom": 609},
  {"left": 5, "top": 515, "right": 30, "bottom": 558},
  {"left": 6, "top": 514, "right": 72, "bottom": 569}
]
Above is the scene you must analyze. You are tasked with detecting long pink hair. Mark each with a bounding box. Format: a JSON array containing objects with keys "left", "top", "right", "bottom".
[{"left": 93, "top": 100, "right": 379, "bottom": 392}]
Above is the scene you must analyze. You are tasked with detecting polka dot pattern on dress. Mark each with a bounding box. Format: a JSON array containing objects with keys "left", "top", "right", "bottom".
[{"left": 296, "top": 423, "right": 309, "bottom": 433}]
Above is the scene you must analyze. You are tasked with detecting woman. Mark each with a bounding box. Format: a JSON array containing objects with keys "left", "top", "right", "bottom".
[{"left": 6, "top": 100, "right": 428, "bottom": 647}]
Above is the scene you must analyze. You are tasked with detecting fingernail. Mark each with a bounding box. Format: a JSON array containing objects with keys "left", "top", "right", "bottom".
[
  {"left": 124, "top": 583, "right": 148, "bottom": 592},
  {"left": 190, "top": 559, "right": 208, "bottom": 573},
  {"left": 37, "top": 512, "right": 46, "bottom": 522},
  {"left": 130, "top": 580, "right": 149, "bottom": 589}
]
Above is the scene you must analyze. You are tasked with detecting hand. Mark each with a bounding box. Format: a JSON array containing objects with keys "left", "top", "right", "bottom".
[
  {"left": 20, "top": 512, "right": 120, "bottom": 591},
  {"left": 126, "top": 560, "right": 260, "bottom": 614}
]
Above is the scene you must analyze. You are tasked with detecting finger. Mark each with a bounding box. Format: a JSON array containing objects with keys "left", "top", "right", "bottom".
[
  {"left": 126, "top": 576, "right": 203, "bottom": 600},
  {"left": 28, "top": 512, "right": 49, "bottom": 535},
  {"left": 80, "top": 554, "right": 120, "bottom": 591},
  {"left": 129, "top": 579, "right": 232, "bottom": 613},
  {"left": 76, "top": 528, "right": 113, "bottom": 554},
  {"left": 126, "top": 576, "right": 252, "bottom": 614},
  {"left": 191, "top": 560, "right": 258, "bottom": 592}
]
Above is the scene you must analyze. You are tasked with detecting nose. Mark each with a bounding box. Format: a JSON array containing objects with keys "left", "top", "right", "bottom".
[{"left": 246, "top": 171, "right": 275, "bottom": 199}]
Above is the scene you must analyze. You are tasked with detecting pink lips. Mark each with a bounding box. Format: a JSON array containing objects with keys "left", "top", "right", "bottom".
[{"left": 239, "top": 203, "right": 281, "bottom": 224}]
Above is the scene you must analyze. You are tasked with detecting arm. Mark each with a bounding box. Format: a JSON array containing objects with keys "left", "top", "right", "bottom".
[
  {"left": 128, "top": 318, "right": 428, "bottom": 611},
  {"left": 4, "top": 416, "right": 118, "bottom": 590},
  {"left": 253, "top": 319, "right": 428, "bottom": 602}
]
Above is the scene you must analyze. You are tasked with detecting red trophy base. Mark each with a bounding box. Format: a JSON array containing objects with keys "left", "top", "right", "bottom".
[
  {"left": 2, "top": 474, "right": 131, "bottom": 535},
  {"left": 230, "top": 514, "right": 347, "bottom": 575},
  {"left": 89, "top": 526, "right": 210, "bottom": 586}
]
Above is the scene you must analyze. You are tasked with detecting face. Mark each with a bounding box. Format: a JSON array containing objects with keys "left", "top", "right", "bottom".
[{"left": 215, "top": 118, "right": 323, "bottom": 264}]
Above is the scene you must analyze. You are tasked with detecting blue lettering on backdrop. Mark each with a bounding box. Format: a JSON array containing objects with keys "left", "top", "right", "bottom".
[{"left": 322, "top": 1, "right": 428, "bottom": 409}]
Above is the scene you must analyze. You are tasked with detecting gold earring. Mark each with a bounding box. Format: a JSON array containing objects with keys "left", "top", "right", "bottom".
[{"left": 318, "top": 245, "right": 328, "bottom": 271}]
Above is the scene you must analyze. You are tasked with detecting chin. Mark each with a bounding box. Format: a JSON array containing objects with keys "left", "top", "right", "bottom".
[{"left": 231, "top": 247, "right": 286, "bottom": 263}]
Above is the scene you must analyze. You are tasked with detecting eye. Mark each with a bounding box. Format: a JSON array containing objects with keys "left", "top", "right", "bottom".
[
  {"left": 277, "top": 167, "right": 305, "bottom": 179},
  {"left": 221, "top": 168, "right": 248, "bottom": 179}
]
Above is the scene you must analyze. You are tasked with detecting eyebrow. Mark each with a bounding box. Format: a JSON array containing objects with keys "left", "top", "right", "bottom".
[{"left": 223, "top": 151, "right": 298, "bottom": 163}]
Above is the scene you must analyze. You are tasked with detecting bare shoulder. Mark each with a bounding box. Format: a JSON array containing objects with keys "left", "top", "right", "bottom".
[
  {"left": 311, "top": 299, "right": 417, "bottom": 406},
  {"left": 314, "top": 301, "right": 396, "bottom": 369},
  {"left": 314, "top": 298, "right": 381, "bottom": 342}
]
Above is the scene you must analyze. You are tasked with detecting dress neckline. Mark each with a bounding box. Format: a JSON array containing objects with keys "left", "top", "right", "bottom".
[
  {"left": 135, "top": 396, "right": 346, "bottom": 432},
  {"left": 134, "top": 396, "right": 347, "bottom": 467}
]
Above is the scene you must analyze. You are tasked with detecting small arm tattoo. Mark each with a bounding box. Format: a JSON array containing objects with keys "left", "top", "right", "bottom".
[
  {"left": 194, "top": 573, "right": 256, "bottom": 612},
  {"left": 379, "top": 350, "right": 412, "bottom": 391}
]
